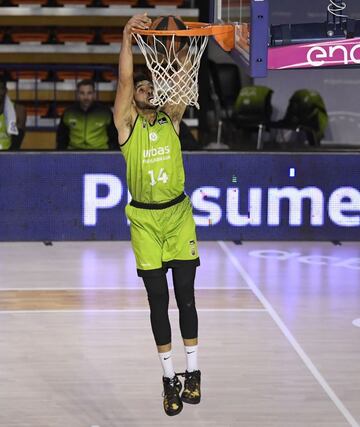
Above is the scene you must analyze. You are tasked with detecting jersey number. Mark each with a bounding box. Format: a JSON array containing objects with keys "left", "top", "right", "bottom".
[{"left": 148, "top": 168, "right": 169, "bottom": 186}]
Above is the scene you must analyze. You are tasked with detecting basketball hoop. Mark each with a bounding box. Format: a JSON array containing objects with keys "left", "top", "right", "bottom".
[{"left": 132, "top": 22, "right": 234, "bottom": 109}]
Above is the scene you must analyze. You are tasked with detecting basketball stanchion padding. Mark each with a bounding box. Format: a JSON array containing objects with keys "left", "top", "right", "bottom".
[{"left": 132, "top": 18, "right": 234, "bottom": 108}]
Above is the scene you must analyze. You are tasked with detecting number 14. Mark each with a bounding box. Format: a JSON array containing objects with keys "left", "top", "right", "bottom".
[{"left": 148, "top": 168, "right": 169, "bottom": 186}]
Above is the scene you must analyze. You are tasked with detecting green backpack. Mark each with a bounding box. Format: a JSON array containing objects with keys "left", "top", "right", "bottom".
[
  {"left": 234, "top": 85, "right": 273, "bottom": 122},
  {"left": 283, "top": 89, "right": 328, "bottom": 145}
]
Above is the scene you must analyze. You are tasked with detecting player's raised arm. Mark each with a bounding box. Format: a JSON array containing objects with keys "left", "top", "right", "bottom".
[
  {"left": 162, "top": 101, "right": 187, "bottom": 135},
  {"left": 113, "top": 13, "right": 151, "bottom": 144}
]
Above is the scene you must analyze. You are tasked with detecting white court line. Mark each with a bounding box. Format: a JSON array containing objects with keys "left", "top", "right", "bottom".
[
  {"left": 0, "top": 308, "right": 266, "bottom": 314},
  {"left": 218, "top": 240, "right": 360, "bottom": 427},
  {"left": 0, "top": 287, "right": 250, "bottom": 291},
  {"left": 0, "top": 288, "right": 129, "bottom": 291}
]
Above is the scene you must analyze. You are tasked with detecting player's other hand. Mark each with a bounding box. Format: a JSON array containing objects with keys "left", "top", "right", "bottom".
[{"left": 125, "top": 13, "right": 152, "bottom": 34}]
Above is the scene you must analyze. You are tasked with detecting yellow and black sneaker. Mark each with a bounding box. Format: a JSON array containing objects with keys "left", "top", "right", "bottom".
[
  {"left": 181, "top": 370, "right": 201, "bottom": 404},
  {"left": 162, "top": 375, "right": 183, "bottom": 416}
]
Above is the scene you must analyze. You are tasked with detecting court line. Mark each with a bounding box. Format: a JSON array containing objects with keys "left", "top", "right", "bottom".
[
  {"left": 0, "top": 308, "right": 266, "bottom": 314},
  {"left": 218, "top": 240, "right": 360, "bottom": 427}
]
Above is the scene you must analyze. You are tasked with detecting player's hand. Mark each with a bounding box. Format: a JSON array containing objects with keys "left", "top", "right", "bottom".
[
  {"left": 125, "top": 13, "right": 152, "bottom": 35},
  {"left": 176, "top": 44, "right": 190, "bottom": 69},
  {"left": 177, "top": 46, "right": 188, "bottom": 62}
]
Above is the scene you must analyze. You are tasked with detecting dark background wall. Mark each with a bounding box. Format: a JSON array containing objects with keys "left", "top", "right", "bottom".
[
  {"left": 270, "top": 0, "right": 360, "bottom": 25},
  {"left": 257, "top": 0, "right": 360, "bottom": 146}
]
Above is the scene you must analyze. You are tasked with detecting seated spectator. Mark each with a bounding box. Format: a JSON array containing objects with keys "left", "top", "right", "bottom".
[
  {"left": 56, "top": 79, "right": 118, "bottom": 150},
  {"left": 0, "top": 77, "right": 26, "bottom": 150}
]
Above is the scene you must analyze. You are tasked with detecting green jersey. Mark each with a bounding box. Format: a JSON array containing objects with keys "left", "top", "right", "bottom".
[
  {"left": 0, "top": 114, "right": 11, "bottom": 150},
  {"left": 121, "top": 111, "right": 185, "bottom": 204}
]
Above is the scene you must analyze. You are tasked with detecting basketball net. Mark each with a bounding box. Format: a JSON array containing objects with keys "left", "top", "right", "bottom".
[{"left": 132, "top": 33, "right": 209, "bottom": 109}]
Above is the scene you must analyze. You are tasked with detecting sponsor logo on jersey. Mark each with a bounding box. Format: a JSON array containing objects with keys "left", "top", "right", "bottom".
[
  {"left": 143, "top": 146, "right": 170, "bottom": 158},
  {"left": 149, "top": 132, "right": 158, "bottom": 142},
  {"left": 158, "top": 117, "right": 168, "bottom": 125}
]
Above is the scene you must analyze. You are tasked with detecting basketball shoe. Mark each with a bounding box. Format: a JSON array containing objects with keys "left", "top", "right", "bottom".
[
  {"left": 162, "top": 375, "right": 183, "bottom": 416},
  {"left": 181, "top": 370, "right": 201, "bottom": 404}
]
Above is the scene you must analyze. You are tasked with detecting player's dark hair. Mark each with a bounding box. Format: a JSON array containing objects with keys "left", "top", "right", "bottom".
[
  {"left": 134, "top": 73, "right": 152, "bottom": 87},
  {"left": 76, "top": 79, "right": 95, "bottom": 91}
]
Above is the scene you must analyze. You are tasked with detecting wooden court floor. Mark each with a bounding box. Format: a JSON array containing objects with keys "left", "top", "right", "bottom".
[{"left": 0, "top": 241, "right": 359, "bottom": 427}]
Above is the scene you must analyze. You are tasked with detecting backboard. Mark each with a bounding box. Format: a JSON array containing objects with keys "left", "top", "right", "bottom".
[{"left": 210, "top": 0, "right": 269, "bottom": 78}]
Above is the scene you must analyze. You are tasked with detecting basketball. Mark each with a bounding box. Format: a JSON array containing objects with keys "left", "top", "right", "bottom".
[{"left": 147, "top": 15, "right": 189, "bottom": 57}]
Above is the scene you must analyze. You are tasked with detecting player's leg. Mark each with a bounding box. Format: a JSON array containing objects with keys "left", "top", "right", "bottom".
[
  {"left": 172, "top": 263, "right": 198, "bottom": 353},
  {"left": 172, "top": 263, "right": 201, "bottom": 404},
  {"left": 142, "top": 272, "right": 183, "bottom": 416},
  {"left": 163, "top": 197, "right": 201, "bottom": 404},
  {"left": 126, "top": 204, "right": 183, "bottom": 416}
]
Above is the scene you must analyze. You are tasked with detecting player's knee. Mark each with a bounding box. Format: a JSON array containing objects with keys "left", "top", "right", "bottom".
[
  {"left": 175, "top": 287, "right": 196, "bottom": 312},
  {"left": 143, "top": 275, "right": 169, "bottom": 310},
  {"left": 147, "top": 293, "right": 169, "bottom": 314},
  {"left": 173, "top": 277, "right": 196, "bottom": 312},
  {"left": 185, "top": 296, "right": 195, "bottom": 309}
]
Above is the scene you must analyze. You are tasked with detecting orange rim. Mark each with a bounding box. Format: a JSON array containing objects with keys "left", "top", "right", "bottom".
[{"left": 132, "top": 22, "right": 235, "bottom": 52}]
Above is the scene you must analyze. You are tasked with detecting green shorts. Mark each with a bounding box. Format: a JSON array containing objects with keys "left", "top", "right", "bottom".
[{"left": 125, "top": 196, "right": 200, "bottom": 276}]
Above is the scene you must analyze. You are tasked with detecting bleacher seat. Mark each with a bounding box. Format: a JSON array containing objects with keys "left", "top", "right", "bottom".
[
  {"left": 55, "top": 28, "right": 95, "bottom": 43},
  {"left": 10, "top": 70, "right": 49, "bottom": 80},
  {"left": 25, "top": 103, "right": 50, "bottom": 118},
  {"left": 102, "top": 70, "right": 118, "bottom": 81},
  {"left": 54, "top": 103, "right": 68, "bottom": 117},
  {"left": 55, "top": 70, "right": 94, "bottom": 81},
  {"left": 56, "top": 0, "right": 93, "bottom": 5},
  {"left": 146, "top": 0, "right": 184, "bottom": 6},
  {"left": 100, "top": 28, "right": 123, "bottom": 44},
  {"left": 10, "top": 27, "right": 50, "bottom": 44},
  {"left": 10, "top": 0, "right": 48, "bottom": 5},
  {"left": 100, "top": 0, "right": 137, "bottom": 5}
]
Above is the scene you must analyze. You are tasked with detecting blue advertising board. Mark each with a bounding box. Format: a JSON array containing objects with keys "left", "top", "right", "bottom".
[{"left": 0, "top": 152, "right": 359, "bottom": 241}]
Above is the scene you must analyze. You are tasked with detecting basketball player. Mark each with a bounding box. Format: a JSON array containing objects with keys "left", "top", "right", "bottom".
[{"left": 113, "top": 13, "right": 201, "bottom": 416}]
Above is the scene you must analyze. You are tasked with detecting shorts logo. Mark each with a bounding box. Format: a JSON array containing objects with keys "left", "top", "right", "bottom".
[{"left": 189, "top": 240, "right": 196, "bottom": 256}]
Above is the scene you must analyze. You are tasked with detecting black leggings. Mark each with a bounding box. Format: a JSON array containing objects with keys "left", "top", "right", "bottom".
[{"left": 142, "top": 264, "right": 198, "bottom": 346}]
